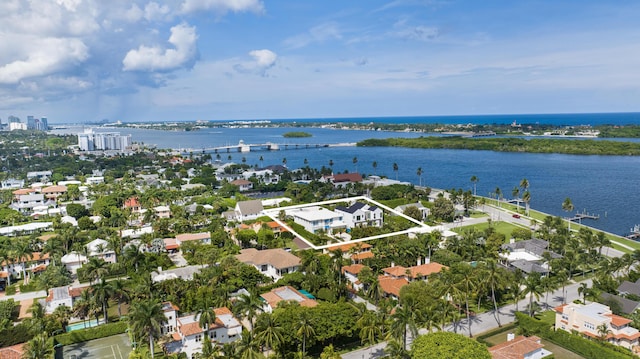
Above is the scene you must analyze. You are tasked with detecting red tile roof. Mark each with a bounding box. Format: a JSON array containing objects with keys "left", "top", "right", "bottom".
[
  {"left": 124, "top": 197, "right": 141, "bottom": 208},
  {"left": 378, "top": 275, "right": 409, "bottom": 298},
  {"left": 0, "top": 343, "right": 24, "bottom": 359},
  {"left": 332, "top": 173, "right": 363, "bottom": 183},
  {"left": 488, "top": 335, "right": 544, "bottom": 359},
  {"left": 342, "top": 264, "right": 365, "bottom": 275},
  {"left": 351, "top": 251, "right": 374, "bottom": 261}
]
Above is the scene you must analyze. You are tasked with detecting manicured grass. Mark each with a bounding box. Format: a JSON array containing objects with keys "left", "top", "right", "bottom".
[{"left": 454, "top": 221, "right": 523, "bottom": 241}]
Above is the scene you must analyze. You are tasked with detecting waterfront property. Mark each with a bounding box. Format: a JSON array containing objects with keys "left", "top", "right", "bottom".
[
  {"left": 555, "top": 302, "right": 640, "bottom": 350},
  {"left": 500, "top": 238, "right": 561, "bottom": 274}
]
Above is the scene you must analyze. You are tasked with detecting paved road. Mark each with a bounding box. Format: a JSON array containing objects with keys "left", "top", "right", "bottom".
[{"left": 341, "top": 279, "right": 591, "bottom": 359}]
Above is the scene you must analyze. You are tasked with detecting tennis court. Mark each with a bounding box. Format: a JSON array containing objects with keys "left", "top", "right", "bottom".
[{"left": 61, "top": 334, "right": 132, "bottom": 359}]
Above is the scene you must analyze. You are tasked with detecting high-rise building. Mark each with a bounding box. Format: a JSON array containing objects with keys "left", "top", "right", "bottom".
[{"left": 77, "top": 129, "right": 132, "bottom": 152}]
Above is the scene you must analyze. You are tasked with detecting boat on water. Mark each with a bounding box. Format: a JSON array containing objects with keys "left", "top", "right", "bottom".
[{"left": 626, "top": 224, "right": 640, "bottom": 240}]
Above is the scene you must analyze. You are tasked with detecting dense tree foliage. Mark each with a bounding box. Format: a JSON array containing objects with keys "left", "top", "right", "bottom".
[{"left": 411, "top": 332, "right": 491, "bottom": 359}]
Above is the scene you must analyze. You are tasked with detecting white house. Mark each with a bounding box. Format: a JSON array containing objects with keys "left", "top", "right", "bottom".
[
  {"left": 154, "top": 205, "right": 171, "bottom": 219},
  {"left": 233, "top": 200, "right": 264, "bottom": 222},
  {"left": 61, "top": 252, "right": 88, "bottom": 274},
  {"left": 84, "top": 176, "right": 104, "bottom": 185},
  {"left": 86, "top": 239, "right": 116, "bottom": 264},
  {"left": 394, "top": 203, "right": 430, "bottom": 220},
  {"left": 10, "top": 193, "right": 49, "bottom": 213},
  {"left": 335, "top": 202, "right": 383, "bottom": 229},
  {"left": 286, "top": 206, "right": 345, "bottom": 233},
  {"left": 230, "top": 179, "right": 253, "bottom": 192},
  {"left": 260, "top": 286, "right": 318, "bottom": 313},
  {"left": 242, "top": 169, "right": 280, "bottom": 184},
  {"left": 1, "top": 179, "right": 24, "bottom": 190},
  {"left": 44, "top": 285, "right": 88, "bottom": 314},
  {"left": 342, "top": 264, "right": 366, "bottom": 291},
  {"left": 162, "top": 304, "right": 242, "bottom": 358},
  {"left": 235, "top": 248, "right": 301, "bottom": 281}
]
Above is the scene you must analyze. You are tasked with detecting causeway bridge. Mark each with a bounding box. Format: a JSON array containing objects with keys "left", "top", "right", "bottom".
[{"left": 179, "top": 140, "right": 356, "bottom": 153}]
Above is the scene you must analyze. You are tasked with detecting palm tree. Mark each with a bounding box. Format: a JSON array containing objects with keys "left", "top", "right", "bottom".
[
  {"left": 416, "top": 167, "right": 423, "bottom": 187},
  {"left": 128, "top": 299, "right": 166, "bottom": 359},
  {"left": 93, "top": 279, "right": 114, "bottom": 323},
  {"left": 494, "top": 187, "right": 502, "bottom": 207},
  {"left": 562, "top": 197, "right": 574, "bottom": 230},
  {"left": 296, "top": 311, "right": 315, "bottom": 357},
  {"left": 597, "top": 323, "right": 612, "bottom": 341},
  {"left": 393, "top": 162, "right": 399, "bottom": 180},
  {"left": 12, "top": 238, "right": 34, "bottom": 285},
  {"left": 234, "top": 293, "right": 263, "bottom": 332},
  {"left": 384, "top": 339, "right": 410, "bottom": 359},
  {"left": 85, "top": 256, "right": 109, "bottom": 284},
  {"left": 523, "top": 272, "right": 543, "bottom": 316},
  {"left": 372, "top": 161, "right": 378, "bottom": 175},
  {"left": 353, "top": 157, "right": 358, "bottom": 172},
  {"left": 73, "top": 290, "right": 91, "bottom": 329},
  {"left": 578, "top": 282, "right": 589, "bottom": 304},
  {"left": 196, "top": 305, "right": 217, "bottom": 343},
  {"left": 236, "top": 329, "right": 264, "bottom": 359},
  {"left": 22, "top": 333, "right": 53, "bottom": 359},
  {"left": 282, "top": 158, "right": 287, "bottom": 167},
  {"left": 112, "top": 279, "right": 130, "bottom": 319},
  {"left": 470, "top": 176, "right": 478, "bottom": 196},
  {"left": 51, "top": 305, "right": 72, "bottom": 332},
  {"left": 390, "top": 305, "right": 418, "bottom": 350},
  {"left": 453, "top": 263, "right": 477, "bottom": 337},
  {"left": 254, "top": 313, "right": 284, "bottom": 353},
  {"left": 512, "top": 187, "right": 520, "bottom": 211},
  {"left": 522, "top": 190, "right": 531, "bottom": 216},
  {"left": 27, "top": 301, "right": 47, "bottom": 334},
  {"left": 484, "top": 260, "right": 507, "bottom": 327},
  {"left": 357, "top": 311, "right": 381, "bottom": 357},
  {"left": 520, "top": 178, "right": 529, "bottom": 192},
  {"left": 329, "top": 159, "right": 334, "bottom": 168}
]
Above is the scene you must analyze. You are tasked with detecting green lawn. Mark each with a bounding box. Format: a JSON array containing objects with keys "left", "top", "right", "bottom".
[{"left": 454, "top": 221, "right": 523, "bottom": 241}]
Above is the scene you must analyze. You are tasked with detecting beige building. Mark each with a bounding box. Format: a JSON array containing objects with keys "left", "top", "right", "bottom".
[
  {"left": 555, "top": 302, "right": 640, "bottom": 350},
  {"left": 235, "top": 248, "right": 301, "bottom": 281}
]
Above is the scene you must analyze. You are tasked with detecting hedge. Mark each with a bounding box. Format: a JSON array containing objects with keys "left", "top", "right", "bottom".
[
  {"left": 515, "top": 313, "right": 635, "bottom": 359},
  {"left": 54, "top": 321, "right": 128, "bottom": 346},
  {"left": 475, "top": 323, "right": 518, "bottom": 347}
]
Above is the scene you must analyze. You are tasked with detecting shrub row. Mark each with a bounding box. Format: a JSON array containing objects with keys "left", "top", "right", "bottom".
[
  {"left": 54, "top": 321, "right": 128, "bottom": 346},
  {"left": 516, "top": 313, "right": 634, "bottom": 359},
  {"left": 475, "top": 323, "right": 518, "bottom": 347}
]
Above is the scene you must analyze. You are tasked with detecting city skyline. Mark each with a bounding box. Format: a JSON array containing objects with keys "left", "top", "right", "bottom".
[{"left": 1, "top": 1, "right": 640, "bottom": 123}]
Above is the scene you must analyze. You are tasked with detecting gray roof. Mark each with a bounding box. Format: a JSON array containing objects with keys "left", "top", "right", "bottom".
[
  {"left": 617, "top": 280, "right": 640, "bottom": 297},
  {"left": 509, "top": 259, "right": 549, "bottom": 274},
  {"left": 236, "top": 200, "right": 264, "bottom": 216},
  {"left": 502, "top": 238, "right": 562, "bottom": 259},
  {"left": 600, "top": 292, "right": 640, "bottom": 315},
  {"left": 51, "top": 286, "right": 71, "bottom": 301}
]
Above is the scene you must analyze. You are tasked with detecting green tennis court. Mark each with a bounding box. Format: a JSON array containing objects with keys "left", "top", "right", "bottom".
[{"left": 61, "top": 334, "right": 132, "bottom": 359}]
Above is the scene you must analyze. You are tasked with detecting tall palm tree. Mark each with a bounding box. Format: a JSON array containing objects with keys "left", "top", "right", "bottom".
[
  {"left": 353, "top": 157, "right": 358, "bottom": 172},
  {"left": 93, "top": 278, "right": 114, "bottom": 323},
  {"left": 416, "top": 167, "right": 423, "bottom": 187},
  {"left": 512, "top": 187, "right": 520, "bottom": 211},
  {"left": 236, "top": 329, "right": 265, "bottom": 359},
  {"left": 254, "top": 313, "right": 284, "bottom": 353},
  {"left": 128, "top": 299, "right": 166, "bottom": 359},
  {"left": 357, "top": 311, "right": 381, "bottom": 357},
  {"left": 22, "top": 333, "right": 53, "bottom": 359},
  {"left": 522, "top": 191, "right": 531, "bottom": 216},
  {"left": 390, "top": 305, "right": 418, "bottom": 350},
  {"left": 112, "top": 279, "right": 130, "bottom": 319},
  {"left": 383, "top": 339, "right": 410, "bottom": 359},
  {"left": 12, "top": 238, "right": 34, "bottom": 285},
  {"left": 372, "top": 161, "right": 378, "bottom": 175},
  {"left": 484, "top": 260, "right": 507, "bottom": 327},
  {"left": 196, "top": 305, "right": 217, "bottom": 345},
  {"left": 562, "top": 197, "right": 574, "bottom": 230},
  {"left": 85, "top": 256, "right": 109, "bottom": 284},
  {"left": 27, "top": 301, "right": 47, "bottom": 334},
  {"left": 73, "top": 290, "right": 91, "bottom": 329},
  {"left": 234, "top": 293, "right": 263, "bottom": 332},
  {"left": 295, "top": 311, "right": 315, "bottom": 357},
  {"left": 453, "top": 263, "right": 477, "bottom": 337},
  {"left": 470, "top": 176, "right": 478, "bottom": 196},
  {"left": 523, "top": 272, "right": 543, "bottom": 316},
  {"left": 494, "top": 187, "right": 502, "bottom": 207},
  {"left": 52, "top": 305, "right": 72, "bottom": 332},
  {"left": 393, "top": 163, "right": 399, "bottom": 180}
]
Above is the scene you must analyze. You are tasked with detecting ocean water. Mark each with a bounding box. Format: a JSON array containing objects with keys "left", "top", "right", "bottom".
[{"left": 80, "top": 124, "right": 640, "bottom": 236}]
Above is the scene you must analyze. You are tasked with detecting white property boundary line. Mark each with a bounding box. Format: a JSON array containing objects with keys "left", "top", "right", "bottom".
[{"left": 262, "top": 195, "right": 444, "bottom": 250}]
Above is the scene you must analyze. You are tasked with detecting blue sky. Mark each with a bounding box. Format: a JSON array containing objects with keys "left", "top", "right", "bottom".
[{"left": 1, "top": 0, "right": 640, "bottom": 123}]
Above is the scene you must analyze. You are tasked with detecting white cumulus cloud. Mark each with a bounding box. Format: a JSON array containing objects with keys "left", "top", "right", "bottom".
[
  {"left": 0, "top": 37, "right": 89, "bottom": 84},
  {"left": 234, "top": 49, "right": 277, "bottom": 76},
  {"left": 123, "top": 23, "right": 198, "bottom": 72},
  {"left": 181, "top": 0, "right": 264, "bottom": 14}
]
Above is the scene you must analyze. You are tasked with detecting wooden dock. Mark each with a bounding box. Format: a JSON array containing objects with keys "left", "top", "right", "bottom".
[{"left": 567, "top": 211, "right": 599, "bottom": 222}]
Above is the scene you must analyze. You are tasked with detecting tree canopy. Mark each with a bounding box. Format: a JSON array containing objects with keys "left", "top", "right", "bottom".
[{"left": 411, "top": 332, "right": 491, "bottom": 359}]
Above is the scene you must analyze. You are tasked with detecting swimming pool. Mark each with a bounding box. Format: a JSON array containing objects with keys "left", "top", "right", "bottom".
[{"left": 66, "top": 319, "right": 102, "bottom": 332}]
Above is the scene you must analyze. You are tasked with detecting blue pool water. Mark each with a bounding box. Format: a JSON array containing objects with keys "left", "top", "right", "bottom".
[{"left": 66, "top": 319, "right": 102, "bottom": 332}]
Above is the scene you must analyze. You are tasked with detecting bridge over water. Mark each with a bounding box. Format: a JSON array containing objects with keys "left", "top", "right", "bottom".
[{"left": 179, "top": 140, "right": 356, "bottom": 153}]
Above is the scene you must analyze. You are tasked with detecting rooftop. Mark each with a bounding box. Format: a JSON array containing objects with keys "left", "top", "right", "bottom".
[{"left": 236, "top": 248, "right": 301, "bottom": 270}]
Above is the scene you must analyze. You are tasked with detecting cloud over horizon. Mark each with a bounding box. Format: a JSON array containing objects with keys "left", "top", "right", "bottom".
[{"left": 123, "top": 23, "right": 199, "bottom": 72}]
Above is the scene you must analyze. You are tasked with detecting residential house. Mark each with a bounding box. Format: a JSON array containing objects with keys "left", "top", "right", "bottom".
[
  {"left": 176, "top": 232, "right": 212, "bottom": 246},
  {"left": 488, "top": 334, "right": 552, "bottom": 359},
  {"left": 154, "top": 205, "right": 171, "bottom": 219},
  {"left": 162, "top": 304, "right": 242, "bottom": 359},
  {"left": 555, "top": 302, "right": 640, "bottom": 350},
  {"left": 44, "top": 285, "right": 88, "bottom": 314},
  {"left": 42, "top": 185, "right": 67, "bottom": 200},
  {"left": 230, "top": 179, "right": 253, "bottom": 192},
  {"left": 0, "top": 222, "right": 53, "bottom": 237},
  {"left": 60, "top": 252, "right": 88, "bottom": 274},
  {"left": 152, "top": 266, "right": 204, "bottom": 283},
  {"left": 266, "top": 221, "right": 288, "bottom": 236},
  {"left": 233, "top": 200, "right": 264, "bottom": 222},
  {"left": 600, "top": 293, "right": 640, "bottom": 315},
  {"left": 85, "top": 176, "right": 105, "bottom": 185},
  {"left": 500, "top": 238, "right": 561, "bottom": 274},
  {"left": 342, "top": 264, "right": 366, "bottom": 291},
  {"left": 381, "top": 260, "right": 446, "bottom": 282},
  {"left": 377, "top": 275, "right": 409, "bottom": 301},
  {"left": 286, "top": 206, "right": 345, "bottom": 233},
  {"left": 260, "top": 286, "right": 318, "bottom": 313},
  {"left": 617, "top": 279, "right": 640, "bottom": 298},
  {"left": 27, "top": 171, "right": 52, "bottom": 181},
  {"left": 0, "top": 252, "right": 50, "bottom": 281},
  {"left": 394, "top": 202, "right": 430, "bottom": 220},
  {"left": 326, "top": 242, "right": 374, "bottom": 264},
  {"left": 324, "top": 173, "right": 363, "bottom": 188},
  {"left": 236, "top": 248, "right": 301, "bottom": 281},
  {"left": 0, "top": 343, "right": 24, "bottom": 359},
  {"left": 1, "top": 179, "right": 24, "bottom": 190},
  {"left": 124, "top": 197, "right": 143, "bottom": 213},
  {"left": 335, "top": 202, "right": 383, "bottom": 229},
  {"left": 10, "top": 193, "right": 49, "bottom": 213},
  {"left": 86, "top": 238, "right": 116, "bottom": 264},
  {"left": 242, "top": 169, "right": 280, "bottom": 184}
]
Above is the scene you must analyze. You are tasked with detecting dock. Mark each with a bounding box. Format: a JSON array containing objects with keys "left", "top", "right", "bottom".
[
  {"left": 627, "top": 225, "right": 640, "bottom": 240},
  {"left": 566, "top": 211, "right": 600, "bottom": 222}
]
